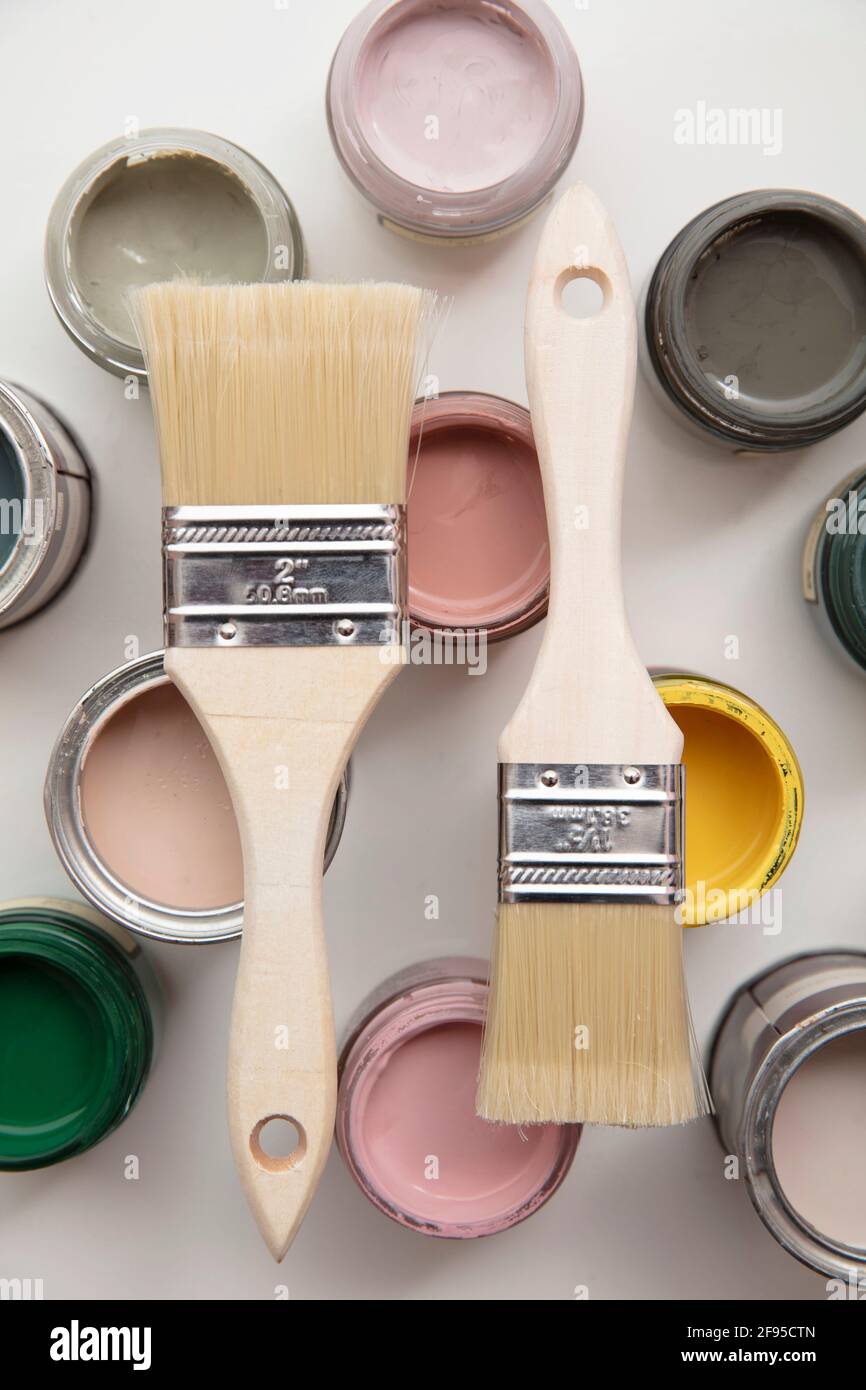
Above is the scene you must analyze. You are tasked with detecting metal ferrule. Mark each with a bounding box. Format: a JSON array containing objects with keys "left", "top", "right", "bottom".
[
  {"left": 498, "top": 763, "right": 684, "bottom": 906},
  {"left": 163, "top": 503, "right": 405, "bottom": 648}
]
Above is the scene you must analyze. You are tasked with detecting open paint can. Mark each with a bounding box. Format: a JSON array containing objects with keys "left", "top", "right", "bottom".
[
  {"left": 45, "top": 651, "right": 349, "bottom": 944},
  {"left": 336, "top": 957, "right": 579, "bottom": 1237},
  {"left": 711, "top": 952, "right": 866, "bottom": 1282},
  {"left": 0, "top": 898, "right": 159, "bottom": 1171},
  {"left": 0, "top": 381, "right": 91, "bottom": 630},
  {"left": 45, "top": 128, "right": 304, "bottom": 380},
  {"left": 803, "top": 464, "right": 866, "bottom": 673},
  {"left": 407, "top": 392, "right": 549, "bottom": 641},
  {"left": 652, "top": 671, "right": 803, "bottom": 925},
  {"left": 327, "top": 0, "right": 583, "bottom": 244},
  {"left": 642, "top": 191, "right": 866, "bottom": 451}
]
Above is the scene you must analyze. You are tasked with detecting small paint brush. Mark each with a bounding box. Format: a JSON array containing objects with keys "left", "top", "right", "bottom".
[
  {"left": 132, "top": 280, "right": 435, "bottom": 1256},
  {"left": 476, "top": 185, "right": 711, "bottom": 1128}
]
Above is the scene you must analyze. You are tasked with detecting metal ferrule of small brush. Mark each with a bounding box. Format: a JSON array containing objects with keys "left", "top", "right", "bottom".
[
  {"left": 498, "top": 763, "right": 684, "bottom": 907},
  {"left": 162, "top": 504, "right": 406, "bottom": 648}
]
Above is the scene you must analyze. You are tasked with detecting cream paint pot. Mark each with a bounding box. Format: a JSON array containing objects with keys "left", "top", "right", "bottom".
[
  {"left": 408, "top": 393, "right": 549, "bottom": 638},
  {"left": 0, "top": 381, "right": 90, "bottom": 630},
  {"left": 0, "top": 897, "right": 159, "bottom": 1171},
  {"left": 803, "top": 464, "right": 866, "bottom": 673},
  {"left": 652, "top": 672, "right": 803, "bottom": 926},
  {"left": 336, "top": 958, "right": 579, "bottom": 1237},
  {"left": 710, "top": 952, "right": 866, "bottom": 1281},
  {"left": 327, "top": 0, "right": 583, "bottom": 244},
  {"left": 45, "top": 651, "right": 349, "bottom": 944},
  {"left": 642, "top": 191, "right": 866, "bottom": 451},
  {"left": 45, "top": 129, "right": 304, "bottom": 381}
]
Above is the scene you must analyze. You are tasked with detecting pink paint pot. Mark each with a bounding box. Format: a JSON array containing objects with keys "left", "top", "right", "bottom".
[
  {"left": 407, "top": 392, "right": 549, "bottom": 640},
  {"left": 327, "top": 0, "right": 583, "bottom": 244},
  {"left": 336, "top": 958, "right": 580, "bottom": 1238}
]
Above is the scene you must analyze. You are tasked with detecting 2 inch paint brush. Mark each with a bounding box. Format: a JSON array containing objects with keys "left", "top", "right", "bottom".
[{"left": 132, "top": 280, "right": 435, "bottom": 1256}]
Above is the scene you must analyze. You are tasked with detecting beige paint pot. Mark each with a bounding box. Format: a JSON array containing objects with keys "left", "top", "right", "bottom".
[
  {"left": 45, "top": 652, "right": 349, "bottom": 943},
  {"left": 711, "top": 952, "right": 866, "bottom": 1281},
  {"left": 653, "top": 672, "right": 803, "bottom": 926}
]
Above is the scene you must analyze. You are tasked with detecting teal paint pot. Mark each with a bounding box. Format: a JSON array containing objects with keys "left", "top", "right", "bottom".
[
  {"left": 0, "top": 898, "right": 159, "bottom": 1171},
  {"left": 803, "top": 465, "right": 866, "bottom": 671}
]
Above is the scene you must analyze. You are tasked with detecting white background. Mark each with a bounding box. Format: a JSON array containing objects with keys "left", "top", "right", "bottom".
[{"left": 1, "top": 0, "right": 864, "bottom": 1301}]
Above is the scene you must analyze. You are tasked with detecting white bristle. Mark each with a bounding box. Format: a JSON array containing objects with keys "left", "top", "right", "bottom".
[
  {"left": 477, "top": 902, "right": 712, "bottom": 1127},
  {"left": 129, "top": 280, "right": 437, "bottom": 506}
]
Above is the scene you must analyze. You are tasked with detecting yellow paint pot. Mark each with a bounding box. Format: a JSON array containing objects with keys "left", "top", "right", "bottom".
[{"left": 652, "top": 673, "right": 804, "bottom": 926}]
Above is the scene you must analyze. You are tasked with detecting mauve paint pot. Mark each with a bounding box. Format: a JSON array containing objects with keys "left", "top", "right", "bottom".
[
  {"left": 336, "top": 958, "right": 579, "bottom": 1238},
  {"left": 408, "top": 392, "right": 549, "bottom": 640},
  {"left": 45, "top": 651, "right": 349, "bottom": 944},
  {"left": 327, "top": 0, "right": 583, "bottom": 244},
  {"left": 642, "top": 191, "right": 866, "bottom": 451}
]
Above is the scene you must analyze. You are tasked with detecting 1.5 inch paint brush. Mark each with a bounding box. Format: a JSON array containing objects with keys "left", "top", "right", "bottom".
[
  {"left": 132, "top": 280, "right": 435, "bottom": 1257},
  {"left": 476, "top": 185, "right": 710, "bottom": 1128}
]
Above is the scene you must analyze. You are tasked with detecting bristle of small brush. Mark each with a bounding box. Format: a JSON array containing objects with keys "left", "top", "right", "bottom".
[
  {"left": 477, "top": 903, "right": 712, "bottom": 1127},
  {"left": 129, "top": 281, "right": 437, "bottom": 507}
]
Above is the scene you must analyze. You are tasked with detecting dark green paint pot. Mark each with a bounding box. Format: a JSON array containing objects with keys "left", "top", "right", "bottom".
[
  {"left": 0, "top": 900, "right": 157, "bottom": 1170},
  {"left": 803, "top": 466, "right": 866, "bottom": 672}
]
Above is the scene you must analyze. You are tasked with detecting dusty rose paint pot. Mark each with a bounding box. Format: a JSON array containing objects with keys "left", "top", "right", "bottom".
[
  {"left": 336, "top": 958, "right": 579, "bottom": 1238},
  {"left": 407, "top": 392, "right": 549, "bottom": 640},
  {"left": 45, "top": 651, "right": 349, "bottom": 944}
]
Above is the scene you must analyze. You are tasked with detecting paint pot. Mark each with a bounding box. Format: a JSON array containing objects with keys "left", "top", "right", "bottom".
[
  {"left": 45, "top": 651, "right": 349, "bottom": 944},
  {"left": 642, "top": 191, "right": 866, "bottom": 451},
  {"left": 327, "top": 0, "right": 583, "bottom": 243},
  {"left": 45, "top": 129, "right": 304, "bottom": 380},
  {"left": 710, "top": 951, "right": 866, "bottom": 1281},
  {"left": 652, "top": 672, "right": 803, "bottom": 926},
  {"left": 408, "top": 393, "right": 548, "bottom": 639},
  {"left": 803, "top": 464, "right": 866, "bottom": 673},
  {"left": 0, "top": 381, "right": 91, "bottom": 630},
  {"left": 336, "top": 958, "right": 579, "bottom": 1237},
  {"left": 0, "top": 898, "right": 158, "bottom": 1171}
]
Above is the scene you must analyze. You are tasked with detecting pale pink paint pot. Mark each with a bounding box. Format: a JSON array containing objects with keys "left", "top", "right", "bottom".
[
  {"left": 327, "top": 0, "right": 583, "bottom": 242},
  {"left": 336, "top": 958, "right": 579, "bottom": 1238},
  {"left": 407, "top": 392, "right": 549, "bottom": 640}
]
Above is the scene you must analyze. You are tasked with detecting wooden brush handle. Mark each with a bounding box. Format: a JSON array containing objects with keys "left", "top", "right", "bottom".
[
  {"left": 168, "top": 644, "right": 400, "bottom": 1261},
  {"left": 501, "top": 183, "right": 682, "bottom": 766}
]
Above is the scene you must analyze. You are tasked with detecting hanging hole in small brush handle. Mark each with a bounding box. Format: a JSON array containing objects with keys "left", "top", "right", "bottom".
[
  {"left": 557, "top": 267, "right": 610, "bottom": 319},
  {"left": 250, "top": 1115, "right": 307, "bottom": 1173}
]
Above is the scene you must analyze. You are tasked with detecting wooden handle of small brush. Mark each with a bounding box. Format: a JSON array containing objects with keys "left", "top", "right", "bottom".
[
  {"left": 502, "top": 182, "right": 682, "bottom": 766},
  {"left": 167, "top": 644, "right": 400, "bottom": 1262}
]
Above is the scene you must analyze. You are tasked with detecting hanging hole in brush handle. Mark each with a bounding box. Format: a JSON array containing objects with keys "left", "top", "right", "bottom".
[
  {"left": 502, "top": 181, "right": 682, "bottom": 767},
  {"left": 558, "top": 268, "right": 609, "bottom": 319},
  {"left": 252, "top": 1115, "right": 307, "bottom": 1170}
]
